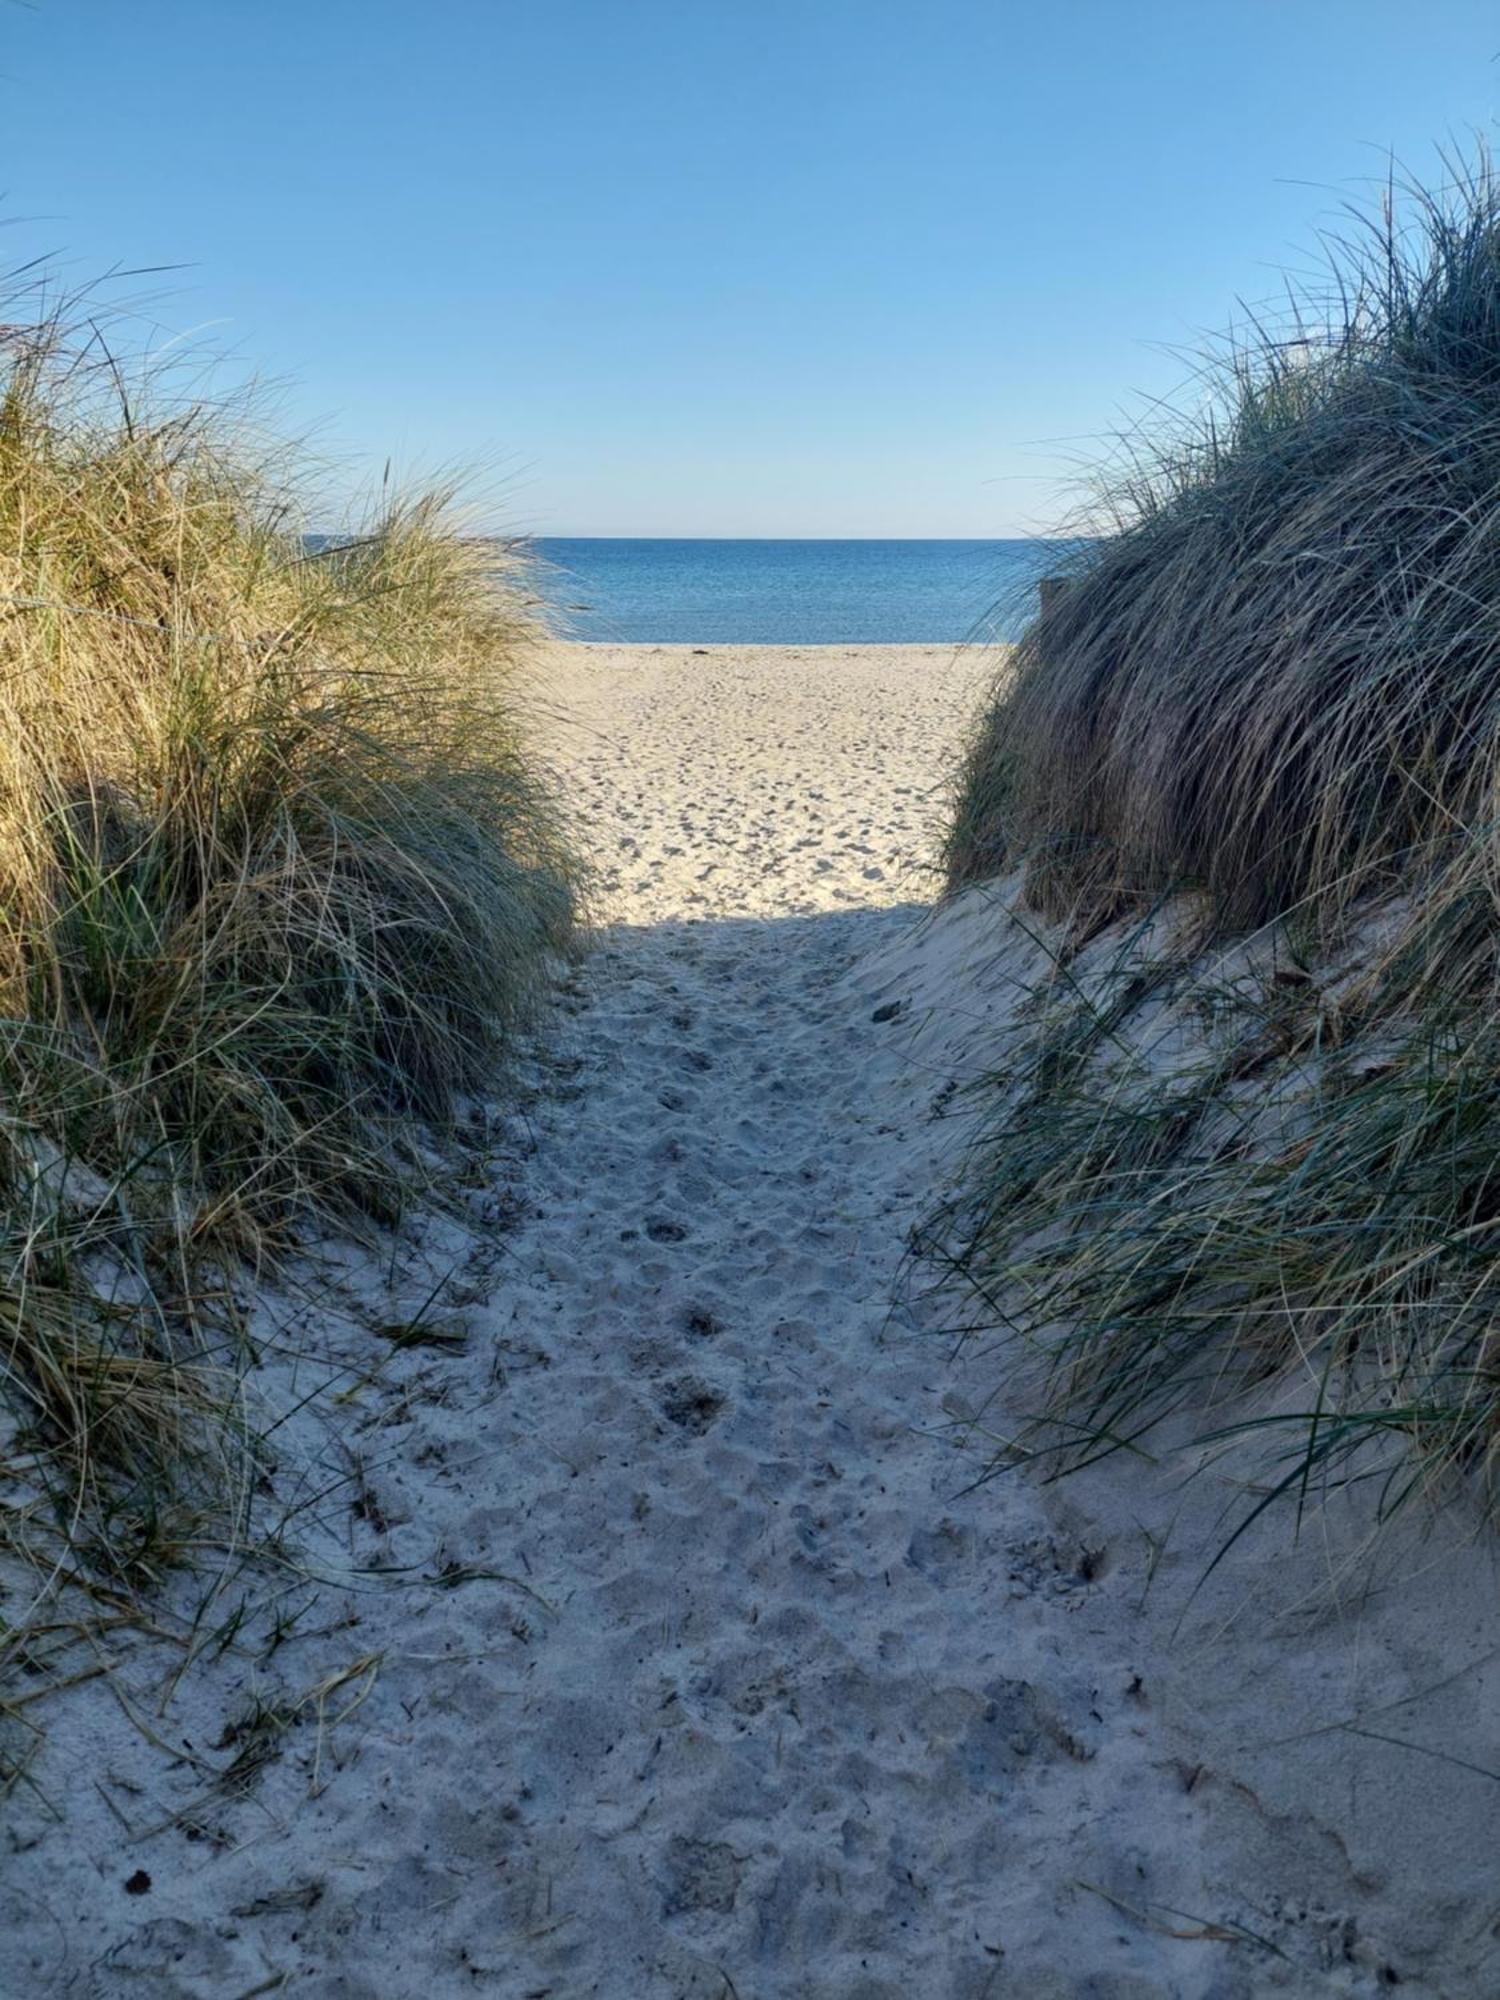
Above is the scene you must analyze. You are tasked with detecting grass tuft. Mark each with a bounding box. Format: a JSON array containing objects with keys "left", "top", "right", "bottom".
[
  {"left": 0, "top": 282, "right": 576, "bottom": 1720},
  {"left": 935, "top": 154, "right": 1500, "bottom": 1532}
]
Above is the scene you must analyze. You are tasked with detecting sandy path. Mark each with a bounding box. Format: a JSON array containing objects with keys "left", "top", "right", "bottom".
[
  {"left": 6, "top": 645, "right": 1485, "bottom": 1998},
  {"left": 364, "top": 641, "right": 1188, "bottom": 1997}
]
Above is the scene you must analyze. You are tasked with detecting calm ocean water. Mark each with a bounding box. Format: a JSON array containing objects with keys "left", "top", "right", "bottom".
[{"left": 534, "top": 538, "right": 1078, "bottom": 645}]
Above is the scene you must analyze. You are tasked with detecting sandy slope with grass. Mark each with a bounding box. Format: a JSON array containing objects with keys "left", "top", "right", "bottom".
[{"left": 5, "top": 642, "right": 1498, "bottom": 1998}]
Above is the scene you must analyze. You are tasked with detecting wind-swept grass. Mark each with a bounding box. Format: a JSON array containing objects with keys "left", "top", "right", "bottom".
[
  {"left": 952, "top": 153, "right": 1500, "bottom": 925},
  {"left": 0, "top": 286, "right": 576, "bottom": 1737},
  {"left": 934, "top": 156, "right": 1500, "bottom": 1530}
]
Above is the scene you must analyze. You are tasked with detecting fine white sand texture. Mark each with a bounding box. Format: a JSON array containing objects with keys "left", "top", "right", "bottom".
[{"left": 5, "top": 643, "right": 1498, "bottom": 1998}]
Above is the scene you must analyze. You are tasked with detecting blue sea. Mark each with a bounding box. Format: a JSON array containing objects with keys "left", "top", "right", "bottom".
[{"left": 534, "top": 538, "right": 1078, "bottom": 645}]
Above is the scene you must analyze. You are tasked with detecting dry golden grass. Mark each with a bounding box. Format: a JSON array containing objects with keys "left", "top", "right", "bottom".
[
  {"left": 0, "top": 294, "right": 576, "bottom": 1738},
  {"left": 936, "top": 158, "right": 1500, "bottom": 1536},
  {"left": 951, "top": 157, "right": 1500, "bottom": 929}
]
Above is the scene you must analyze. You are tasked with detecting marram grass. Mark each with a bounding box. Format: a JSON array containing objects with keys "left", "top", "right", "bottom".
[
  {"left": 0, "top": 297, "right": 575, "bottom": 1736},
  {"left": 951, "top": 154, "right": 1500, "bottom": 926},
  {"left": 936, "top": 157, "right": 1500, "bottom": 1533}
]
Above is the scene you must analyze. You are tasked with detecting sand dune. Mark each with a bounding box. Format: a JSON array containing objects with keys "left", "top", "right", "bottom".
[{"left": 5, "top": 643, "right": 1496, "bottom": 1998}]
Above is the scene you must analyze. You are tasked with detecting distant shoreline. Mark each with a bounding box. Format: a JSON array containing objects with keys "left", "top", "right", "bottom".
[
  {"left": 534, "top": 536, "right": 1071, "bottom": 646},
  {"left": 543, "top": 636, "right": 991, "bottom": 651},
  {"left": 533, "top": 534, "right": 1054, "bottom": 543}
]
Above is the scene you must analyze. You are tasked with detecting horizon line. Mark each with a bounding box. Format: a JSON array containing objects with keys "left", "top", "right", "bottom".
[{"left": 525, "top": 531, "right": 1071, "bottom": 543}]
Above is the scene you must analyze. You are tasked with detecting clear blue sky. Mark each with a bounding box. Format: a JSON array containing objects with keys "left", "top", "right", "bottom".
[{"left": 3, "top": 1, "right": 1497, "bottom": 536}]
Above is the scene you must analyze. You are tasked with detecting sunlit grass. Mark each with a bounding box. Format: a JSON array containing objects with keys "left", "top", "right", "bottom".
[
  {"left": 935, "top": 155, "right": 1500, "bottom": 1533},
  {"left": 0, "top": 283, "right": 576, "bottom": 1748}
]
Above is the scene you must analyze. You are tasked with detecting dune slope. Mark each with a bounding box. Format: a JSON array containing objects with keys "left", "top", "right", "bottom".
[{"left": 4, "top": 644, "right": 1495, "bottom": 2000}]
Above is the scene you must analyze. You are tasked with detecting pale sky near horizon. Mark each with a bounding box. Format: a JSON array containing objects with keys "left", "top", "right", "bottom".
[{"left": 3, "top": 1, "right": 1498, "bottom": 536}]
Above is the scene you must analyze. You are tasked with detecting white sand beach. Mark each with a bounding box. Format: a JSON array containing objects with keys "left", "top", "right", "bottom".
[{"left": 5, "top": 642, "right": 1498, "bottom": 1998}]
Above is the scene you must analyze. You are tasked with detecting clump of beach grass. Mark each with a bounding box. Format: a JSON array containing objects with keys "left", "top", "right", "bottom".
[
  {"left": 0, "top": 283, "right": 575, "bottom": 1744},
  {"left": 952, "top": 152, "right": 1500, "bottom": 922},
  {"left": 933, "top": 154, "right": 1500, "bottom": 1531}
]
